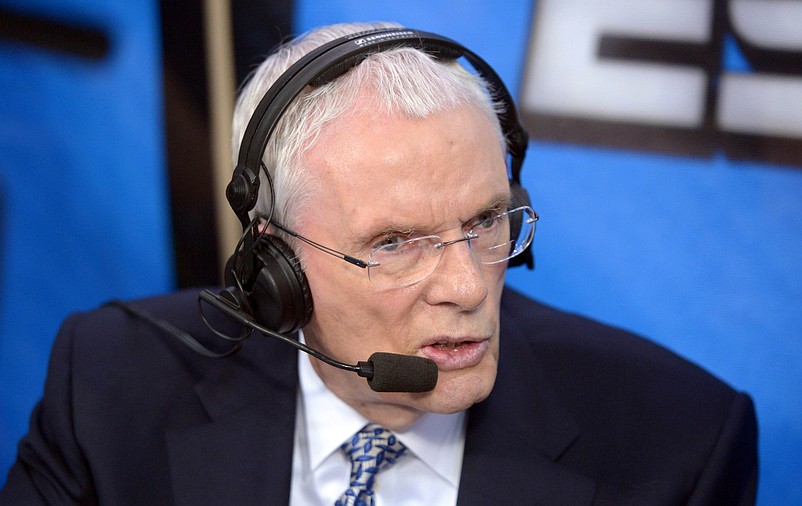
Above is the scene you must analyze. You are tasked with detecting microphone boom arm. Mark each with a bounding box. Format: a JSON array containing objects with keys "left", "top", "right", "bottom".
[{"left": 199, "top": 289, "right": 373, "bottom": 377}]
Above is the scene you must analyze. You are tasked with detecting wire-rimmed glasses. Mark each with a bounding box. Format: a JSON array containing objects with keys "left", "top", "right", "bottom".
[{"left": 272, "top": 206, "right": 538, "bottom": 289}]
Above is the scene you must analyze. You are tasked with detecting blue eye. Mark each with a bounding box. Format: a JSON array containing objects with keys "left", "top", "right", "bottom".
[
  {"left": 474, "top": 211, "right": 501, "bottom": 230},
  {"left": 374, "top": 235, "right": 407, "bottom": 252}
]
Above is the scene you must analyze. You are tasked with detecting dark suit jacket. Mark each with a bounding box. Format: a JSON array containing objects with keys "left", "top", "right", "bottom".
[{"left": 1, "top": 287, "right": 757, "bottom": 505}]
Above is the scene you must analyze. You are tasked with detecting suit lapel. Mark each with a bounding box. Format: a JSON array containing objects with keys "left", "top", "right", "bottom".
[
  {"left": 166, "top": 339, "right": 299, "bottom": 506},
  {"left": 457, "top": 324, "right": 596, "bottom": 505}
]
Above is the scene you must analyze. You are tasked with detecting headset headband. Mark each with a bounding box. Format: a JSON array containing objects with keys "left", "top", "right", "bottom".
[{"left": 227, "top": 27, "right": 529, "bottom": 228}]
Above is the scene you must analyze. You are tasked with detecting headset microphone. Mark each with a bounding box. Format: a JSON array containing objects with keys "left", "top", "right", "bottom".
[
  {"left": 112, "top": 294, "right": 437, "bottom": 393},
  {"left": 186, "top": 26, "right": 534, "bottom": 394},
  {"left": 198, "top": 290, "right": 438, "bottom": 393}
]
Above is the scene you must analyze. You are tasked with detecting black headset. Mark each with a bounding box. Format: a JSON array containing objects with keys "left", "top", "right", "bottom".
[{"left": 221, "top": 27, "right": 533, "bottom": 335}]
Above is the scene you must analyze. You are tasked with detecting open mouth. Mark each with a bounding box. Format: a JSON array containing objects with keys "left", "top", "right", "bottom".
[
  {"left": 433, "top": 341, "right": 463, "bottom": 350},
  {"left": 421, "top": 339, "right": 489, "bottom": 371}
]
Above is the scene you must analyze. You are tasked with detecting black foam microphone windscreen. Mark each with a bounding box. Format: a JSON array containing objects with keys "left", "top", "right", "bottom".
[{"left": 366, "top": 352, "right": 438, "bottom": 393}]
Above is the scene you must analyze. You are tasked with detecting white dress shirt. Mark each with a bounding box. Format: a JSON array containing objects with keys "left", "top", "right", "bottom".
[{"left": 289, "top": 331, "right": 466, "bottom": 505}]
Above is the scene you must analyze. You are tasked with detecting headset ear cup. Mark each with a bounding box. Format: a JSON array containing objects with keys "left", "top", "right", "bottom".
[
  {"left": 249, "top": 235, "right": 313, "bottom": 333},
  {"left": 508, "top": 181, "right": 534, "bottom": 269}
]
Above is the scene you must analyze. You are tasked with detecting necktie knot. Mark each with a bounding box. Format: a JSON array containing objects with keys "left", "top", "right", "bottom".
[{"left": 335, "top": 424, "right": 407, "bottom": 506}]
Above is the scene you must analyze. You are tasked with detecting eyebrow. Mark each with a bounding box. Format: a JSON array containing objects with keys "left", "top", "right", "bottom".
[{"left": 346, "top": 190, "right": 513, "bottom": 252}]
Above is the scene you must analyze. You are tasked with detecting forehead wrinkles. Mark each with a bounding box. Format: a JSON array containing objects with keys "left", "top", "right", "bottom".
[{"left": 325, "top": 158, "right": 508, "bottom": 235}]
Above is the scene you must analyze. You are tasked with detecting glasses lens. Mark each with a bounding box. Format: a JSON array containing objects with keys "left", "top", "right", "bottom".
[
  {"left": 472, "top": 207, "right": 537, "bottom": 264},
  {"left": 365, "top": 207, "right": 538, "bottom": 288},
  {"left": 368, "top": 236, "right": 442, "bottom": 288}
]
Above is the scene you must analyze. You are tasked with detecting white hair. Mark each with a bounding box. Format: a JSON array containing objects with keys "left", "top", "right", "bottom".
[{"left": 230, "top": 21, "right": 505, "bottom": 229}]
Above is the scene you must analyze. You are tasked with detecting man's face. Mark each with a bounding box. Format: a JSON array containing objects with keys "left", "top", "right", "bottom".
[{"left": 296, "top": 100, "right": 510, "bottom": 427}]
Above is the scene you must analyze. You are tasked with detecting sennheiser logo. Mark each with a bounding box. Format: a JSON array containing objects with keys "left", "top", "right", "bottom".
[
  {"left": 354, "top": 30, "right": 417, "bottom": 46},
  {"left": 521, "top": 0, "right": 802, "bottom": 168}
]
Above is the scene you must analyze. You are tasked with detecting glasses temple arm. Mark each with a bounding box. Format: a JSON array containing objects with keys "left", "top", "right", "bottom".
[{"left": 270, "top": 221, "right": 369, "bottom": 269}]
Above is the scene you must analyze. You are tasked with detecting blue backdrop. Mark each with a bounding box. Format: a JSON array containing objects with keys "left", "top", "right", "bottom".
[
  {"left": 0, "top": 0, "right": 173, "bottom": 484},
  {"left": 1, "top": 1, "right": 800, "bottom": 504}
]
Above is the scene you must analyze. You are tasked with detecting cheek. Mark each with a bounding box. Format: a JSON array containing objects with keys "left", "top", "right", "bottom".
[
  {"left": 302, "top": 253, "right": 369, "bottom": 311},
  {"left": 303, "top": 262, "right": 421, "bottom": 354},
  {"left": 311, "top": 274, "right": 417, "bottom": 324},
  {"left": 483, "top": 262, "right": 508, "bottom": 296}
]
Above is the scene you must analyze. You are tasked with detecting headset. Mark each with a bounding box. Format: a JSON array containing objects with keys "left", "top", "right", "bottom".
[{"left": 220, "top": 27, "right": 533, "bottom": 335}]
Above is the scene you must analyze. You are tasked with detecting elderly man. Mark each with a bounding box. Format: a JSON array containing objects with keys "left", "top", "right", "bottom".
[{"left": 1, "top": 21, "right": 756, "bottom": 505}]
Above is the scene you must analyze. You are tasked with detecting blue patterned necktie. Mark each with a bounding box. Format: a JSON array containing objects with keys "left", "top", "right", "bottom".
[{"left": 335, "top": 423, "right": 407, "bottom": 506}]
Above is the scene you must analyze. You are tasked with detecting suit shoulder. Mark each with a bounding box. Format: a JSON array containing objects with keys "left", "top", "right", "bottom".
[
  {"left": 497, "top": 287, "right": 757, "bottom": 502},
  {"left": 62, "top": 288, "right": 241, "bottom": 353},
  {"left": 499, "top": 286, "right": 739, "bottom": 403},
  {"left": 50, "top": 288, "right": 269, "bottom": 397},
  {"left": 67, "top": 289, "right": 208, "bottom": 336}
]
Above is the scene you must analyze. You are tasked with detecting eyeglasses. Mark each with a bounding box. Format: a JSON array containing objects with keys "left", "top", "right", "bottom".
[{"left": 272, "top": 206, "right": 538, "bottom": 289}]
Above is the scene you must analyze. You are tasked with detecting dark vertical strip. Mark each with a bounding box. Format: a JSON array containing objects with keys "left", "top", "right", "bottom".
[
  {"left": 159, "top": 0, "right": 294, "bottom": 288},
  {"left": 159, "top": 1, "right": 218, "bottom": 288}
]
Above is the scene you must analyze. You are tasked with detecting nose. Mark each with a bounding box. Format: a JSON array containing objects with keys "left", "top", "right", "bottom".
[{"left": 422, "top": 234, "right": 489, "bottom": 310}]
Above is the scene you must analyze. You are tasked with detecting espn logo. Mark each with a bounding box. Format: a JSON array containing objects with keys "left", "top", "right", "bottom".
[{"left": 521, "top": 0, "right": 802, "bottom": 167}]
